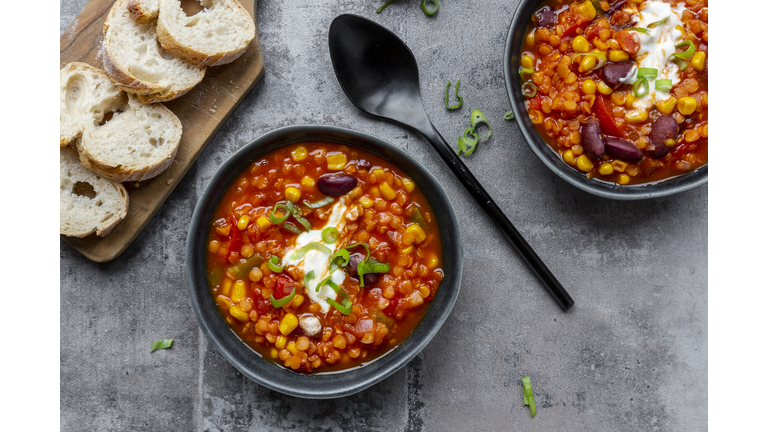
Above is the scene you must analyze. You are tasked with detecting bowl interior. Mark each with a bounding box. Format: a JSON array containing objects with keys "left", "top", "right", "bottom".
[
  {"left": 186, "top": 125, "right": 462, "bottom": 398},
  {"left": 503, "top": 0, "right": 707, "bottom": 200}
]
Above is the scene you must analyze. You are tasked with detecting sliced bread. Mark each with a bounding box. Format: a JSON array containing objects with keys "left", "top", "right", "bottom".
[
  {"left": 103, "top": 0, "right": 206, "bottom": 103},
  {"left": 60, "top": 146, "right": 130, "bottom": 238},
  {"left": 60, "top": 62, "right": 183, "bottom": 183},
  {"left": 127, "top": 0, "right": 159, "bottom": 23},
  {"left": 156, "top": 0, "right": 255, "bottom": 67}
]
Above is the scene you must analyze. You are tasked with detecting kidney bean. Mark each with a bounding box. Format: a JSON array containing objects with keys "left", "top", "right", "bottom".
[
  {"left": 648, "top": 115, "right": 678, "bottom": 158},
  {"left": 347, "top": 253, "right": 379, "bottom": 286},
  {"left": 535, "top": 8, "right": 557, "bottom": 28},
  {"left": 604, "top": 137, "right": 643, "bottom": 161},
  {"left": 317, "top": 173, "right": 357, "bottom": 196},
  {"left": 581, "top": 120, "right": 605, "bottom": 159},
  {"left": 602, "top": 63, "right": 634, "bottom": 88}
]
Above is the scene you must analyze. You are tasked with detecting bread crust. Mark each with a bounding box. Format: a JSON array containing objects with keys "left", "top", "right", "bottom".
[{"left": 127, "top": 0, "right": 158, "bottom": 23}]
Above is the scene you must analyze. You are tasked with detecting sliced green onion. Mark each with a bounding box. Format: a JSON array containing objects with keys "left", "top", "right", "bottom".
[
  {"left": 284, "top": 201, "right": 311, "bottom": 231},
  {"left": 322, "top": 227, "right": 339, "bottom": 244},
  {"left": 282, "top": 222, "right": 301, "bottom": 234},
  {"left": 303, "top": 196, "right": 334, "bottom": 209},
  {"left": 268, "top": 255, "right": 284, "bottom": 273},
  {"left": 673, "top": 40, "right": 695, "bottom": 59},
  {"left": 421, "top": 0, "right": 438, "bottom": 16},
  {"left": 318, "top": 277, "right": 350, "bottom": 299},
  {"left": 303, "top": 270, "right": 315, "bottom": 287},
  {"left": 647, "top": 16, "right": 669, "bottom": 28},
  {"left": 458, "top": 127, "right": 479, "bottom": 156},
  {"left": 268, "top": 203, "right": 290, "bottom": 224},
  {"left": 270, "top": 287, "right": 296, "bottom": 308},
  {"left": 522, "top": 81, "right": 537, "bottom": 98},
  {"left": 504, "top": 110, "right": 515, "bottom": 121},
  {"left": 632, "top": 77, "right": 649, "bottom": 97},
  {"left": 376, "top": 1, "right": 396, "bottom": 14},
  {"left": 445, "top": 80, "right": 463, "bottom": 110},
  {"left": 327, "top": 298, "right": 352, "bottom": 315},
  {"left": 672, "top": 57, "right": 688, "bottom": 71},
  {"left": 290, "top": 242, "right": 332, "bottom": 261},
  {"left": 571, "top": 51, "right": 607, "bottom": 71},
  {"left": 522, "top": 376, "right": 536, "bottom": 417},
  {"left": 626, "top": 27, "right": 649, "bottom": 34},
  {"left": 519, "top": 67, "right": 535, "bottom": 77},
  {"left": 655, "top": 79, "right": 673, "bottom": 92},
  {"left": 329, "top": 248, "right": 350, "bottom": 273},
  {"left": 150, "top": 339, "right": 173, "bottom": 352},
  {"left": 409, "top": 208, "right": 428, "bottom": 230},
  {"left": 636, "top": 67, "right": 658, "bottom": 79},
  {"left": 470, "top": 109, "right": 492, "bottom": 140},
  {"left": 357, "top": 257, "right": 390, "bottom": 287},
  {"left": 345, "top": 242, "right": 371, "bottom": 260}
]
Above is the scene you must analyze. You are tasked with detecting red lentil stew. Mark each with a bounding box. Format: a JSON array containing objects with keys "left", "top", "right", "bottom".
[
  {"left": 519, "top": 0, "right": 707, "bottom": 185},
  {"left": 205, "top": 142, "right": 444, "bottom": 373}
]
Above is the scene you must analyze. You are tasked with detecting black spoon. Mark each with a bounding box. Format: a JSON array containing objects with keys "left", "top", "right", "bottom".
[{"left": 328, "top": 14, "right": 574, "bottom": 311}]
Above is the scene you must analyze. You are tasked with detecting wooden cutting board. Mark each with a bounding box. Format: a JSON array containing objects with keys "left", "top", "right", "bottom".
[{"left": 61, "top": 0, "right": 264, "bottom": 262}]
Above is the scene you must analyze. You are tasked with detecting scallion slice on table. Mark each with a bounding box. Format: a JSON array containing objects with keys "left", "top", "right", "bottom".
[
  {"left": 636, "top": 67, "right": 658, "bottom": 79},
  {"left": 633, "top": 77, "right": 649, "bottom": 97},
  {"left": 303, "top": 196, "right": 334, "bottom": 209},
  {"left": 522, "top": 376, "right": 536, "bottom": 417},
  {"left": 647, "top": 16, "right": 669, "bottom": 28},
  {"left": 470, "top": 109, "right": 492, "bottom": 139},
  {"left": 270, "top": 287, "right": 296, "bottom": 308},
  {"left": 445, "top": 80, "right": 463, "bottom": 110},
  {"left": 268, "top": 203, "right": 290, "bottom": 224},
  {"left": 322, "top": 227, "right": 339, "bottom": 243},
  {"left": 421, "top": 0, "right": 438, "bottom": 16},
  {"left": 290, "top": 242, "right": 332, "bottom": 260},
  {"left": 626, "top": 26, "right": 649, "bottom": 34},
  {"left": 357, "top": 257, "right": 391, "bottom": 287},
  {"left": 458, "top": 127, "right": 479, "bottom": 156},
  {"left": 150, "top": 339, "right": 173, "bottom": 352},
  {"left": 655, "top": 79, "right": 673, "bottom": 92},
  {"left": 673, "top": 40, "right": 695, "bottom": 59},
  {"left": 376, "top": 1, "right": 396, "bottom": 14},
  {"left": 268, "top": 255, "right": 284, "bottom": 273},
  {"left": 504, "top": 110, "right": 515, "bottom": 121}
]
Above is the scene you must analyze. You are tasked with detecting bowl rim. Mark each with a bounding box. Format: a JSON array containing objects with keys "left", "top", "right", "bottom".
[
  {"left": 185, "top": 124, "right": 462, "bottom": 398},
  {"left": 502, "top": 0, "right": 707, "bottom": 200}
]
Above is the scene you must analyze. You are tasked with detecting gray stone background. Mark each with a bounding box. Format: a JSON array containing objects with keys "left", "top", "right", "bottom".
[{"left": 60, "top": 1, "right": 707, "bottom": 430}]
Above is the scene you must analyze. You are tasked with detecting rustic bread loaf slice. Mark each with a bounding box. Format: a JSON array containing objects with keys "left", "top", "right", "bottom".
[
  {"left": 103, "top": 0, "right": 205, "bottom": 103},
  {"left": 156, "top": 0, "right": 255, "bottom": 67},
  {"left": 60, "top": 146, "right": 130, "bottom": 238},
  {"left": 127, "top": 0, "right": 159, "bottom": 23}
]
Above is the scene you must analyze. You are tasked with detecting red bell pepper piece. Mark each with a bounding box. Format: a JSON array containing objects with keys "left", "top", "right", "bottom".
[
  {"left": 594, "top": 95, "right": 624, "bottom": 138},
  {"left": 274, "top": 275, "right": 296, "bottom": 300},
  {"left": 228, "top": 216, "right": 242, "bottom": 255},
  {"left": 528, "top": 94, "right": 543, "bottom": 111}
]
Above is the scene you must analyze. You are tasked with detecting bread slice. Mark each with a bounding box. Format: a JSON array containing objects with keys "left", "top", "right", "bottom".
[
  {"left": 127, "top": 0, "right": 159, "bottom": 23},
  {"left": 156, "top": 0, "right": 255, "bottom": 67},
  {"left": 61, "top": 146, "right": 130, "bottom": 238},
  {"left": 60, "top": 62, "right": 183, "bottom": 183},
  {"left": 103, "top": 0, "right": 206, "bottom": 103}
]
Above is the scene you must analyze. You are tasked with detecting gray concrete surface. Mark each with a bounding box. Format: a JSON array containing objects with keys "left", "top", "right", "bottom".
[{"left": 60, "top": 1, "right": 707, "bottom": 430}]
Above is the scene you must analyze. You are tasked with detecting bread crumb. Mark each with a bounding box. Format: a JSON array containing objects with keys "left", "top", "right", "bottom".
[
  {"left": 210, "top": 108, "right": 217, "bottom": 113},
  {"left": 167, "top": 179, "right": 174, "bottom": 185},
  {"left": 134, "top": 182, "right": 140, "bottom": 188}
]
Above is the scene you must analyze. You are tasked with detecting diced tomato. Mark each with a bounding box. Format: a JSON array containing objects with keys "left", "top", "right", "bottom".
[
  {"left": 228, "top": 217, "right": 241, "bottom": 255},
  {"left": 382, "top": 296, "right": 400, "bottom": 317},
  {"left": 594, "top": 95, "right": 625, "bottom": 138},
  {"left": 561, "top": 22, "right": 585, "bottom": 38},
  {"left": 274, "top": 275, "right": 296, "bottom": 300},
  {"left": 584, "top": 24, "right": 599, "bottom": 41},
  {"left": 528, "top": 94, "right": 543, "bottom": 111},
  {"left": 613, "top": 30, "right": 639, "bottom": 55}
]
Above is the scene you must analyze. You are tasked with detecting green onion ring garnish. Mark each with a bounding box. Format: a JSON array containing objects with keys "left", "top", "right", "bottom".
[
  {"left": 522, "top": 81, "right": 538, "bottom": 98},
  {"left": 268, "top": 255, "right": 284, "bottom": 273},
  {"left": 445, "top": 80, "right": 463, "bottom": 110},
  {"left": 357, "top": 257, "right": 391, "bottom": 287},
  {"left": 672, "top": 57, "right": 688, "bottom": 71},
  {"left": 519, "top": 67, "right": 535, "bottom": 77},
  {"left": 636, "top": 67, "right": 658, "bottom": 79},
  {"left": 290, "top": 242, "right": 332, "bottom": 261},
  {"left": 633, "top": 77, "right": 649, "bottom": 97},
  {"left": 626, "top": 27, "right": 649, "bottom": 34},
  {"left": 647, "top": 16, "right": 669, "bottom": 28},
  {"left": 376, "top": 1, "right": 396, "bottom": 14},
  {"left": 327, "top": 298, "right": 353, "bottom": 315},
  {"left": 284, "top": 201, "right": 311, "bottom": 231},
  {"left": 504, "top": 110, "right": 515, "bottom": 121},
  {"left": 270, "top": 286, "right": 296, "bottom": 308},
  {"left": 150, "top": 339, "right": 174, "bottom": 352},
  {"left": 303, "top": 196, "right": 334, "bottom": 209},
  {"left": 421, "top": 0, "right": 438, "bottom": 16},
  {"left": 655, "top": 79, "right": 673, "bottom": 92},
  {"left": 303, "top": 270, "right": 315, "bottom": 287},
  {"left": 470, "top": 109, "right": 492, "bottom": 140},
  {"left": 268, "top": 203, "right": 290, "bottom": 224},
  {"left": 282, "top": 222, "right": 301, "bottom": 234},
  {"left": 673, "top": 40, "right": 695, "bottom": 59},
  {"left": 522, "top": 376, "right": 536, "bottom": 417},
  {"left": 322, "top": 227, "right": 339, "bottom": 244}
]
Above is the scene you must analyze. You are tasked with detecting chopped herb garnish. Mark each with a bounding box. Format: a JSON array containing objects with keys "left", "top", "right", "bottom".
[
  {"left": 303, "top": 196, "right": 334, "bottom": 209},
  {"left": 673, "top": 40, "right": 695, "bottom": 59},
  {"left": 357, "top": 256, "right": 391, "bottom": 287},
  {"left": 303, "top": 270, "right": 315, "bottom": 287},
  {"left": 522, "top": 376, "right": 536, "bottom": 417},
  {"left": 150, "top": 339, "right": 174, "bottom": 352},
  {"left": 290, "top": 242, "right": 332, "bottom": 261},
  {"left": 626, "top": 27, "right": 649, "bottom": 34},
  {"left": 655, "top": 78, "right": 673, "bottom": 92},
  {"left": 282, "top": 222, "right": 301, "bottom": 235},
  {"left": 327, "top": 298, "right": 353, "bottom": 315},
  {"left": 268, "top": 255, "right": 284, "bottom": 273},
  {"left": 322, "top": 227, "right": 339, "bottom": 244},
  {"left": 636, "top": 67, "right": 658, "bottom": 79},
  {"left": 647, "top": 16, "right": 669, "bottom": 28},
  {"left": 284, "top": 201, "right": 311, "bottom": 231},
  {"left": 522, "top": 81, "right": 538, "bottom": 98},
  {"left": 376, "top": 0, "right": 396, "bottom": 14},
  {"left": 270, "top": 287, "right": 296, "bottom": 308},
  {"left": 445, "top": 80, "right": 463, "bottom": 110},
  {"left": 633, "top": 77, "right": 649, "bottom": 97}
]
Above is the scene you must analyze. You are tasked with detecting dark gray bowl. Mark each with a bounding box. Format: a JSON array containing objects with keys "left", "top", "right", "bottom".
[
  {"left": 503, "top": 0, "right": 707, "bottom": 200},
  {"left": 186, "top": 125, "right": 462, "bottom": 398}
]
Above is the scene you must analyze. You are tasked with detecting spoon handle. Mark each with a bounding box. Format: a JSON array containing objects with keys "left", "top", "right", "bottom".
[{"left": 421, "top": 125, "right": 574, "bottom": 311}]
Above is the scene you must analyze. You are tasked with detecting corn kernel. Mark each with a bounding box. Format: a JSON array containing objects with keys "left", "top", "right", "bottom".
[
  {"left": 237, "top": 215, "right": 250, "bottom": 230},
  {"left": 598, "top": 162, "right": 614, "bottom": 176},
  {"left": 292, "top": 294, "right": 304, "bottom": 308},
  {"left": 611, "top": 160, "right": 627, "bottom": 172},
  {"left": 379, "top": 182, "right": 396, "bottom": 201},
  {"left": 582, "top": 79, "right": 597, "bottom": 95},
  {"left": 579, "top": 55, "right": 596, "bottom": 72},
  {"left": 291, "top": 146, "right": 308, "bottom": 161},
  {"left": 677, "top": 96, "right": 697, "bottom": 115},
  {"left": 656, "top": 97, "right": 677, "bottom": 115},
  {"left": 690, "top": 51, "right": 706, "bottom": 71},
  {"left": 270, "top": 348, "right": 278, "bottom": 358},
  {"left": 229, "top": 306, "right": 249, "bottom": 322},
  {"left": 563, "top": 150, "right": 576, "bottom": 166},
  {"left": 301, "top": 176, "right": 315, "bottom": 188},
  {"left": 348, "top": 185, "right": 363, "bottom": 199},
  {"left": 222, "top": 277, "right": 233, "bottom": 296},
  {"left": 617, "top": 174, "right": 630, "bottom": 185},
  {"left": 572, "top": 36, "right": 590, "bottom": 53},
  {"left": 597, "top": 80, "right": 613, "bottom": 95},
  {"left": 287, "top": 341, "right": 298, "bottom": 354},
  {"left": 611, "top": 92, "right": 626, "bottom": 106},
  {"left": 608, "top": 50, "right": 629, "bottom": 62},
  {"left": 419, "top": 285, "right": 431, "bottom": 298},
  {"left": 625, "top": 108, "right": 648, "bottom": 123},
  {"left": 700, "top": 124, "right": 708, "bottom": 138},
  {"left": 216, "top": 295, "right": 233, "bottom": 310},
  {"left": 327, "top": 153, "right": 347, "bottom": 170},
  {"left": 426, "top": 253, "right": 439, "bottom": 269},
  {"left": 275, "top": 335, "right": 287, "bottom": 349},
  {"left": 525, "top": 29, "right": 535, "bottom": 46},
  {"left": 576, "top": 155, "right": 593, "bottom": 173},
  {"left": 529, "top": 109, "right": 544, "bottom": 125},
  {"left": 360, "top": 196, "right": 374, "bottom": 208},
  {"left": 256, "top": 216, "right": 271, "bottom": 232},
  {"left": 625, "top": 92, "right": 636, "bottom": 106},
  {"left": 405, "top": 224, "right": 427, "bottom": 244},
  {"left": 232, "top": 281, "right": 246, "bottom": 303},
  {"left": 400, "top": 245, "right": 414, "bottom": 255},
  {"left": 279, "top": 313, "right": 298, "bottom": 335},
  {"left": 521, "top": 54, "right": 535, "bottom": 69},
  {"left": 402, "top": 178, "right": 415, "bottom": 193},
  {"left": 576, "top": 0, "right": 597, "bottom": 20},
  {"left": 285, "top": 186, "right": 301, "bottom": 203}
]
